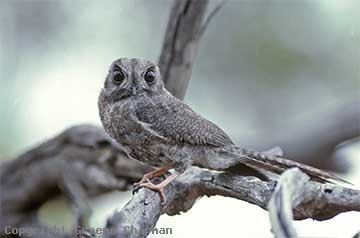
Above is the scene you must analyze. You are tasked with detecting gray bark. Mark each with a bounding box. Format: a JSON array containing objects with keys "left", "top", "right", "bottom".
[{"left": 268, "top": 168, "right": 360, "bottom": 238}]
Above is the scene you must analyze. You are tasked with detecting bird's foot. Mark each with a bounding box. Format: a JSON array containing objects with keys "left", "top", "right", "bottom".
[
  {"left": 134, "top": 172, "right": 180, "bottom": 205},
  {"left": 138, "top": 179, "right": 168, "bottom": 205},
  {"left": 133, "top": 168, "right": 168, "bottom": 187}
]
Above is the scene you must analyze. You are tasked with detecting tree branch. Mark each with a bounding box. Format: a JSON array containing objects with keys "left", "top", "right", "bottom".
[
  {"left": 104, "top": 167, "right": 360, "bottom": 238},
  {"left": 268, "top": 168, "right": 310, "bottom": 238},
  {"left": 268, "top": 168, "right": 360, "bottom": 237},
  {"left": 158, "top": 0, "right": 208, "bottom": 100}
]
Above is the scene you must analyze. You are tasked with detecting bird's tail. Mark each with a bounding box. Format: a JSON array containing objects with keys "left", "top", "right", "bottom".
[{"left": 202, "top": 145, "right": 349, "bottom": 184}]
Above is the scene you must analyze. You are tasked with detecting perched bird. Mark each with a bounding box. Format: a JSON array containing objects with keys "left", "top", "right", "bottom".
[{"left": 98, "top": 58, "right": 345, "bottom": 204}]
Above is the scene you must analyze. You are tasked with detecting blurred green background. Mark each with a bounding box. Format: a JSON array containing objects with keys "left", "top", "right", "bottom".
[{"left": 1, "top": 0, "right": 359, "bottom": 237}]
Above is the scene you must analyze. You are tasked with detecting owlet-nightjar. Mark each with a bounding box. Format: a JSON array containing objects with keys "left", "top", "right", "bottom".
[{"left": 98, "top": 58, "right": 345, "bottom": 204}]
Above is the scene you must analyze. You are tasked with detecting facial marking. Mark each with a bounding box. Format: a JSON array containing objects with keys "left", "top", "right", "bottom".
[{"left": 104, "top": 58, "right": 163, "bottom": 101}]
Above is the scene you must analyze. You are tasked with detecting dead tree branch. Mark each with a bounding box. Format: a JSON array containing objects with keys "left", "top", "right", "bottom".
[
  {"left": 158, "top": 0, "right": 208, "bottom": 100},
  {"left": 268, "top": 168, "right": 311, "bottom": 238},
  {"left": 104, "top": 166, "right": 360, "bottom": 238},
  {"left": 268, "top": 168, "right": 360, "bottom": 238}
]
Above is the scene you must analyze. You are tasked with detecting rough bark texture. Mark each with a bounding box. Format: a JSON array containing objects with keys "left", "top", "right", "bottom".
[
  {"left": 107, "top": 167, "right": 360, "bottom": 238},
  {"left": 268, "top": 168, "right": 360, "bottom": 238},
  {"left": 1, "top": 0, "right": 359, "bottom": 237}
]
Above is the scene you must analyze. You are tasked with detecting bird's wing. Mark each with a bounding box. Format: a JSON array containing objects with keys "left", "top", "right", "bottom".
[{"left": 134, "top": 94, "right": 234, "bottom": 147}]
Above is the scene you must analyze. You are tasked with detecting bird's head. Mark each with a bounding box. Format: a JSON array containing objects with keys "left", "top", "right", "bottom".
[{"left": 102, "top": 58, "right": 164, "bottom": 102}]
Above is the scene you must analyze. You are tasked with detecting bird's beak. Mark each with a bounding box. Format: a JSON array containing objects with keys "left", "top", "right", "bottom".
[
  {"left": 111, "top": 88, "right": 132, "bottom": 101},
  {"left": 132, "top": 86, "right": 137, "bottom": 95}
]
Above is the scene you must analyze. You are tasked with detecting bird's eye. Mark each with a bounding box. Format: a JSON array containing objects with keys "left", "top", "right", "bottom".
[
  {"left": 144, "top": 70, "right": 156, "bottom": 83},
  {"left": 112, "top": 70, "right": 125, "bottom": 84}
]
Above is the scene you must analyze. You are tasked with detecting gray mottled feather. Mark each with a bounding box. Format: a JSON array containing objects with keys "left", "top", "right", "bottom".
[{"left": 134, "top": 93, "right": 234, "bottom": 147}]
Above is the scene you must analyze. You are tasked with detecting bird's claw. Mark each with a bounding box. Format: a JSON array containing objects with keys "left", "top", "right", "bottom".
[
  {"left": 132, "top": 183, "right": 141, "bottom": 195},
  {"left": 132, "top": 178, "right": 151, "bottom": 194},
  {"left": 136, "top": 180, "right": 167, "bottom": 205}
]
